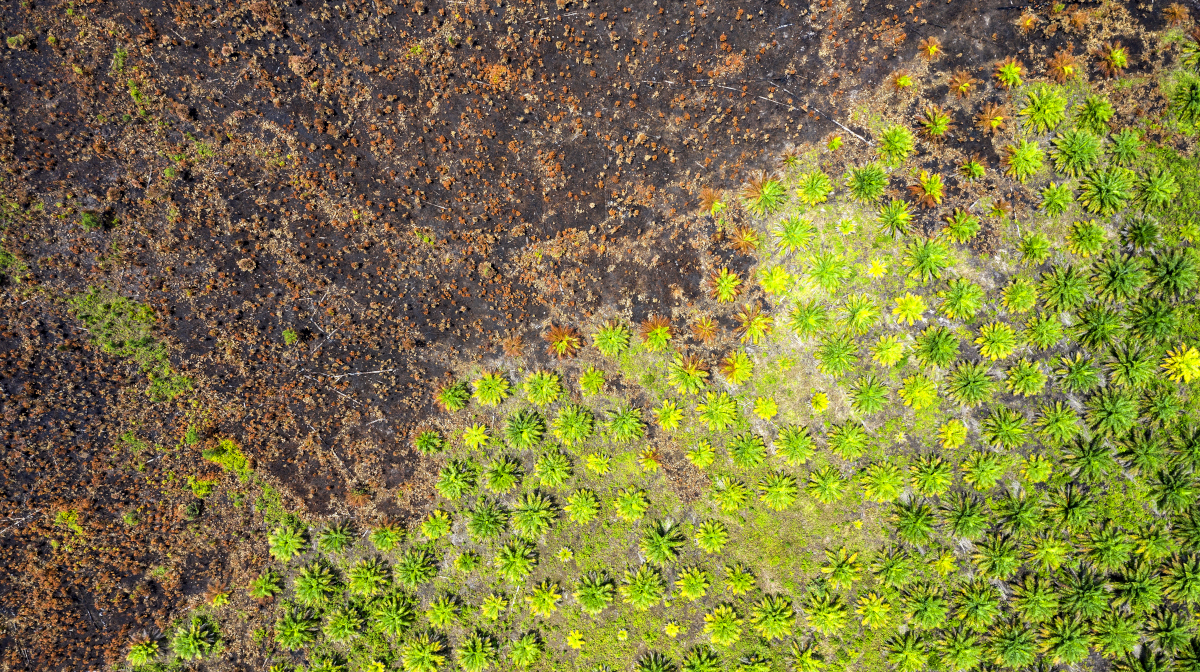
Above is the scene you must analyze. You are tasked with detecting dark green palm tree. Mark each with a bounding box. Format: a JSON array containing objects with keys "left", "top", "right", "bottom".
[{"left": 892, "top": 500, "right": 936, "bottom": 545}]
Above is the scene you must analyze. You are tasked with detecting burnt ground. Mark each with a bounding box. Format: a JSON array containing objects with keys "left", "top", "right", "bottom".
[{"left": 0, "top": 0, "right": 1179, "bottom": 668}]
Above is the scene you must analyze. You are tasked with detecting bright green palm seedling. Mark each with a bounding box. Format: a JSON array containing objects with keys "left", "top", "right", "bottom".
[
  {"left": 532, "top": 452, "right": 572, "bottom": 491},
  {"left": 564, "top": 489, "right": 600, "bottom": 523},
  {"left": 126, "top": 638, "right": 160, "bottom": 666},
  {"left": 456, "top": 633, "right": 498, "bottom": 672},
  {"left": 1040, "top": 182, "right": 1074, "bottom": 216},
  {"left": 436, "top": 459, "right": 477, "bottom": 501},
  {"left": 1002, "top": 140, "right": 1044, "bottom": 182},
  {"left": 1079, "top": 166, "right": 1134, "bottom": 215},
  {"left": 877, "top": 124, "right": 915, "bottom": 165},
  {"left": 712, "top": 477, "right": 751, "bottom": 512},
  {"left": 1021, "top": 454, "right": 1053, "bottom": 483},
  {"left": 268, "top": 524, "right": 307, "bottom": 562},
  {"left": 1099, "top": 340, "right": 1156, "bottom": 388},
  {"left": 821, "top": 548, "right": 862, "bottom": 590},
  {"left": 458, "top": 424, "right": 489, "bottom": 451},
  {"left": 938, "top": 278, "right": 984, "bottom": 320},
  {"left": 654, "top": 399, "right": 685, "bottom": 430},
  {"left": 294, "top": 559, "right": 340, "bottom": 606},
  {"left": 750, "top": 595, "right": 794, "bottom": 639},
  {"left": 324, "top": 604, "right": 365, "bottom": 642},
  {"left": 943, "top": 209, "right": 980, "bottom": 243},
  {"left": 840, "top": 294, "right": 878, "bottom": 334},
  {"left": 484, "top": 457, "right": 522, "bottom": 493},
  {"left": 814, "top": 332, "right": 858, "bottom": 378},
  {"left": 1025, "top": 312, "right": 1064, "bottom": 349},
  {"left": 908, "top": 170, "right": 944, "bottom": 208},
  {"left": 742, "top": 172, "right": 788, "bottom": 216},
  {"left": 1036, "top": 401, "right": 1081, "bottom": 446},
  {"left": 504, "top": 409, "right": 545, "bottom": 449},
  {"left": 804, "top": 588, "right": 849, "bottom": 634},
  {"left": 607, "top": 406, "right": 644, "bottom": 442},
  {"left": 1108, "top": 128, "right": 1142, "bottom": 166},
  {"left": 639, "top": 316, "right": 673, "bottom": 352},
  {"left": 522, "top": 371, "right": 561, "bottom": 406},
  {"left": 551, "top": 405, "right": 593, "bottom": 446},
  {"left": 828, "top": 421, "right": 870, "bottom": 460},
  {"left": 937, "top": 418, "right": 966, "bottom": 449},
  {"left": 574, "top": 572, "right": 615, "bottom": 615},
  {"left": 579, "top": 366, "right": 605, "bottom": 395},
  {"left": 1041, "top": 264, "right": 1090, "bottom": 310},
  {"left": 413, "top": 429, "right": 446, "bottom": 454},
  {"left": 847, "top": 164, "right": 888, "bottom": 202},
  {"left": 961, "top": 451, "right": 1009, "bottom": 491},
  {"left": 1020, "top": 232, "right": 1052, "bottom": 265},
  {"left": 1138, "top": 168, "right": 1180, "bottom": 210},
  {"left": 695, "top": 520, "right": 729, "bottom": 554},
  {"left": 947, "top": 360, "right": 994, "bottom": 407},
  {"left": 421, "top": 509, "right": 452, "bottom": 540},
  {"left": 892, "top": 293, "right": 926, "bottom": 326},
  {"left": 898, "top": 374, "right": 937, "bottom": 409},
  {"left": 995, "top": 56, "right": 1024, "bottom": 88},
  {"left": 435, "top": 381, "right": 470, "bottom": 411},
  {"left": 372, "top": 594, "right": 417, "bottom": 637},
  {"left": 676, "top": 567, "right": 712, "bottom": 601},
  {"left": 981, "top": 406, "right": 1029, "bottom": 449},
  {"left": 509, "top": 632, "right": 543, "bottom": 668},
  {"left": 758, "top": 472, "right": 800, "bottom": 511},
  {"left": 787, "top": 300, "right": 829, "bottom": 340},
  {"left": 1076, "top": 304, "right": 1124, "bottom": 349},
  {"left": 905, "top": 238, "right": 951, "bottom": 281},
  {"left": 771, "top": 426, "right": 813, "bottom": 466},
  {"left": 876, "top": 199, "right": 913, "bottom": 237},
  {"left": 613, "top": 488, "right": 650, "bottom": 521},
  {"left": 918, "top": 104, "right": 955, "bottom": 140},
  {"left": 172, "top": 616, "right": 222, "bottom": 661},
  {"left": 512, "top": 491, "right": 557, "bottom": 538},
  {"left": 975, "top": 322, "right": 1018, "bottom": 360},
  {"left": 274, "top": 608, "right": 319, "bottom": 651},
  {"left": 1151, "top": 248, "right": 1200, "bottom": 298},
  {"left": 494, "top": 540, "right": 537, "bottom": 582},
  {"left": 1056, "top": 352, "right": 1101, "bottom": 393},
  {"left": 695, "top": 391, "right": 740, "bottom": 431},
  {"left": 473, "top": 372, "right": 510, "bottom": 406},
  {"left": 719, "top": 350, "right": 754, "bottom": 385},
  {"left": 909, "top": 454, "right": 952, "bottom": 496},
  {"left": 808, "top": 251, "right": 851, "bottom": 291},
  {"left": 851, "top": 374, "right": 889, "bottom": 414},
  {"left": 1163, "top": 344, "right": 1200, "bottom": 383},
  {"left": 707, "top": 267, "right": 742, "bottom": 303},
  {"left": 641, "top": 520, "right": 685, "bottom": 565},
  {"left": 704, "top": 604, "right": 744, "bottom": 647},
  {"left": 402, "top": 632, "right": 447, "bottom": 672},
  {"left": 796, "top": 169, "right": 834, "bottom": 205},
  {"left": 1051, "top": 129, "right": 1100, "bottom": 176},
  {"left": 872, "top": 334, "right": 905, "bottom": 367},
  {"left": 959, "top": 155, "right": 986, "bottom": 181},
  {"left": 314, "top": 523, "right": 351, "bottom": 554},
  {"left": 1075, "top": 94, "right": 1114, "bottom": 134},
  {"left": 734, "top": 303, "right": 772, "bottom": 344},
  {"left": 759, "top": 265, "right": 792, "bottom": 295},
  {"left": 860, "top": 462, "right": 905, "bottom": 502},
  {"left": 621, "top": 565, "right": 666, "bottom": 610},
  {"left": 1088, "top": 388, "right": 1139, "bottom": 436},
  {"left": 525, "top": 581, "right": 561, "bottom": 617},
  {"left": 855, "top": 591, "right": 892, "bottom": 629},
  {"left": 249, "top": 569, "right": 283, "bottom": 599},
  {"left": 728, "top": 433, "right": 767, "bottom": 469},
  {"left": 1020, "top": 84, "right": 1067, "bottom": 133},
  {"left": 395, "top": 548, "right": 436, "bottom": 587},
  {"left": 1092, "top": 253, "right": 1148, "bottom": 303},
  {"left": 369, "top": 522, "right": 404, "bottom": 552},
  {"left": 347, "top": 558, "right": 390, "bottom": 597},
  {"left": 1002, "top": 277, "right": 1038, "bottom": 313},
  {"left": 914, "top": 325, "right": 959, "bottom": 367},
  {"left": 593, "top": 321, "right": 631, "bottom": 357},
  {"left": 775, "top": 216, "right": 816, "bottom": 253}
]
